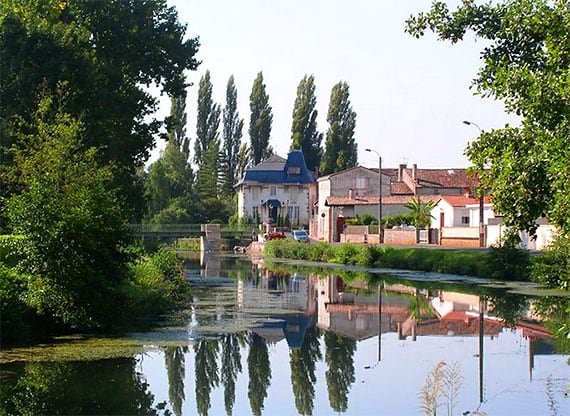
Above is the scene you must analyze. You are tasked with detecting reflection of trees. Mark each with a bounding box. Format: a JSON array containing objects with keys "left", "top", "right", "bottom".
[
  {"left": 0, "top": 358, "right": 157, "bottom": 415},
  {"left": 324, "top": 331, "right": 356, "bottom": 413},
  {"left": 533, "top": 297, "right": 570, "bottom": 354},
  {"left": 486, "top": 292, "right": 529, "bottom": 327},
  {"left": 164, "top": 346, "right": 187, "bottom": 416},
  {"left": 194, "top": 338, "right": 220, "bottom": 416},
  {"left": 221, "top": 333, "right": 244, "bottom": 415},
  {"left": 290, "top": 326, "right": 322, "bottom": 416},
  {"left": 247, "top": 332, "right": 272, "bottom": 416}
]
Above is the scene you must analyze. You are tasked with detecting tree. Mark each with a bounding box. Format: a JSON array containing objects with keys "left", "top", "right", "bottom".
[
  {"left": 404, "top": 197, "right": 436, "bottom": 229},
  {"left": 249, "top": 72, "right": 273, "bottom": 165},
  {"left": 320, "top": 81, "right": 357, "bottom": 175},
  {"left": 6, "top": 97, "right": 129, "bottom": 328},
  {"left": 165, "top": 74, "right": 190, "bottom": 159},
  {"left": 0, "top": 0, "right": 200, "bottom": 218},
  {"left": 220, "top": 75, "right": 245, "bottom": 197},
  {"left": 290, "top": 75, "right": 323, "bottom": 173},
  {"left": 406, "top": 0, "right": 570, "bottom": 237},
  {"left": 289, "top": 326, "right": 322, "bottom": 416},
  {"left": 221, "top": 333, "right": 243, "bottom": 415},
  {"left": 164, "top": 346, "right": 187, "bottom": 416},
  {"left": 194, "top": 70, "right": 221, "bottom": 167},
  {"left": 194, "top": 338, "right": 220, "bottom": 416},
  {"left": 324, "top": 331, "right": 356, "bottom": 413},
  {"left": 247, "top": 332, "right": 271, "bottom": 416}
]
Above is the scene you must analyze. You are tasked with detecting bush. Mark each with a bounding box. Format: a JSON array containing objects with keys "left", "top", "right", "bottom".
[
  {"left": 531, "top": 236, "right": 570, "bottom": 289},
  {"left": 0, "top": 265, "right": 35, "bottom": 343},
  {"left": 125, "top": 248, "right": 190, "bottom": 318},
  {"left": 0, "top": 235, "right": 25, "bottom": 267}
]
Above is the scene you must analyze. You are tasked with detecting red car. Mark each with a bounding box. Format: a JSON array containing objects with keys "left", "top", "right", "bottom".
[{"left": 266, "top": 231, "right": 286, "bottom": 240}]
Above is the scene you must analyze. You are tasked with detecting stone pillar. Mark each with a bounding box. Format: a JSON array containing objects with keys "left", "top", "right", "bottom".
[{"left": 200, "top": 224, "right": 221, "bottom": 252}]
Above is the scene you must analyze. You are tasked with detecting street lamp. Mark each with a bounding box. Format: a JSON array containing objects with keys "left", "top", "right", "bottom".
[
  {"left": 365, "top": 148, "right": 383, "bottom": 244},
  {"left": 462, "top": 120, "right": 485, "bottom": 247}
]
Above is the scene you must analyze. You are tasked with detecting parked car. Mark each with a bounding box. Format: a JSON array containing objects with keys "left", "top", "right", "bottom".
[
  {"left": 266, "top": 231, "right": 286, "bottom": 240},
  {"left": 292, "top": 229, "right": 309, "bottom": 242}
]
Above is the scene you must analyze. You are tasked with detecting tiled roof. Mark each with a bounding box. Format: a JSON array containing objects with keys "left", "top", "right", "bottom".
[
  {"left": 318, "top": 166, "right": 377, "bottom": 181},
  {"left": 414, "top": 168, "right": 479, "bottom": 189},
  {"left": 439, "top": 195, "right": 491, "bottom": 207},
  {"left": 390, "top": 181, "right": 413, "bottom": 195},
  {"left": 326, "top": 195, "right": 439, "bottom": 206},
  {"left": 239, "top": 151, "right": 315, "bottom": 185}
]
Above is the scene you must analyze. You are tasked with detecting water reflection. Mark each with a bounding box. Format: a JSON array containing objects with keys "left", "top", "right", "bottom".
[{"left": 1, "top": 254, "right": 569, "bottom": 415}]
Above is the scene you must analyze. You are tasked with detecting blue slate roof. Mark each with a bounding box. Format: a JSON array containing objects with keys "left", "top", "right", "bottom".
[{"left": 239, "top": 150, "right": 315, "bottom": 185}]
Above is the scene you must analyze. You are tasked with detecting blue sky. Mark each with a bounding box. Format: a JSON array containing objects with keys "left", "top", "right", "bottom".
[{"left": 155, "top": 0, "right": 519, "bottom": 169}]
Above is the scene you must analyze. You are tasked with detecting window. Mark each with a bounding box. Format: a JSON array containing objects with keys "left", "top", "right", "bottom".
[
  {"left": 356, "top": 177, "right": 367, "bottom": 189},
  {"left": 287, "top": 206, "right": 300, "bottom": 219},
  {"left": 461, "top": 216, "right": 469, "bottom": 225},
  {"left": 287, "top": 166, "right": 301, "bottom": 175},
  {"left": 270, "top": 186, "right": 277, "bottom": 196},
  {"left": 252, "top": 206, "right": 259, "bottom": 219}
]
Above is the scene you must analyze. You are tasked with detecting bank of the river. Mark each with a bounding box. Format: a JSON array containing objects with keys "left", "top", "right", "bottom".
[
  {"left": 0, "top": 236, "right": 191, "bottom": 345},
  {"left": 264, "top": 240, "right": 532, "bottom": 281}
]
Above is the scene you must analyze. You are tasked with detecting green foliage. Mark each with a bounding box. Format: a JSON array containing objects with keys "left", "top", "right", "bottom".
[
  {"left": 290, "top": 74, "right": 323, "bottom": 172},
  {"left": 404, "top": 197, "right": 436, "bottom": 229},
  {"left": 126, "top": 248, "right": 190, "bottom": 318},
  {"left": 0, "top": 264, "right": 35, "bottom": 343},
  {"left": 383, "top": 213, "right": 416, "bottom": 228},
  {"left": 320, "top": 81, "right": 357, "bottom": 175},
  {"left": 406, "top": 0, "right": 570, "bottom": 236},
  {"left": 264, "top": 240, "right": 534, "bottom": 280},
  {"left": 0, "top": 234, "right": 24, "bottom": 267},
  {"left": 6, "top": 102, "right": 129, "bottom": 328},
  {"left": 486, "top": 245, "right": 531, "bottom": 281},
  {"left": 249, "top": 72, "right": 273, "bottom": 165},
  {"left": 0, "top": 0, "right": 200, "bottom": 217},
  {"left": 144, "top": 141, "right": 195, "bottom": 224},
  {"left": 531, "top": 235, "right": 570, "bottom": 289},
  {"left": 220, "top": 75, "right": 244, "bottom": 197}
]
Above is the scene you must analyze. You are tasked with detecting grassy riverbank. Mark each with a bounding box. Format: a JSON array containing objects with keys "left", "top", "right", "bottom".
[
  {"left": 264, "top": 240, "right": 531, "bottom": 281},
  {"left": 0, "top": 237, "right": 191, "bottom": 344}
]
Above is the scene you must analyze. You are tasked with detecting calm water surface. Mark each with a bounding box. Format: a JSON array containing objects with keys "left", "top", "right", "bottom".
[{"left": 1, "top": 253, "right": 569, "bottom": 416}]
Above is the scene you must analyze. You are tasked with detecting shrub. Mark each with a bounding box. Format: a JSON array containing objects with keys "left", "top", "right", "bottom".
[
  {"left": 0, "top": 265, "right": 35, "bottom": 343},
  {"left": 531, "top": 236, "right": 570, "bottom": 289}
]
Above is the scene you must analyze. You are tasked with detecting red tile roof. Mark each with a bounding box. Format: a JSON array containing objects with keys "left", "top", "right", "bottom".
[
  {"left": 390, "top": 181, "right": 413, "bottom": 195},
  {"left": 439, "top": 195, "right": 491, "bottom": 207},
  {"left": 414, "top": 168, "right": 479, "bottom": 189}
]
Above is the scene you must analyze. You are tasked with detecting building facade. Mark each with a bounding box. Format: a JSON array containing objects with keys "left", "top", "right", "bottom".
[{"left": 236, "top": 151, "right": 316, "bottom": 227}]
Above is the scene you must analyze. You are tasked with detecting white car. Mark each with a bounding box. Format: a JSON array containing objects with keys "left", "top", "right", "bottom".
[{"left": 292, "top": 229, "right": 309, "bottom": 242}]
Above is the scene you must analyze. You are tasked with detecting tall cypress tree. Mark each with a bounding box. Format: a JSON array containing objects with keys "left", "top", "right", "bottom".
[
  {"left": 220, "top": 75, "right": 244, "bottom": 196},
  {"left": 290, "top": 74, "right": 322, "bottom": 172},
  {"left": 320, "top": 81, "right": 357, "bottom": 175},
  {"left": 249, "top": 72, "right": 273, "bottom": 165}
]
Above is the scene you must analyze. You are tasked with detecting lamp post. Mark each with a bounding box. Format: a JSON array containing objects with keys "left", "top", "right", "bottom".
[
  {"left": 462, "top": 120, "right": 485, "bottom": 247},
  {"left": 365, "top": 148, "right": 383, "bottom": 244}
]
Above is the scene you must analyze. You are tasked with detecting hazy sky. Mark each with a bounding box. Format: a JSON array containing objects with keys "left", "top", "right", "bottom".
[{"left": 156, "top": 0, "right": 519, "bottom": 169}]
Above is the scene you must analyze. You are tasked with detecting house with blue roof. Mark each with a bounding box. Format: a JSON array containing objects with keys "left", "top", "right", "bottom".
[{"left": 236, "top": 150, "right": 317, "bottom": 226}]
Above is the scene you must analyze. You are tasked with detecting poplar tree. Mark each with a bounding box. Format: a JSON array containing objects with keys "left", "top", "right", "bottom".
[
  {"left": 249, "top": 72, "right": 273, "bottom": 165},
  {"left": 220, "top": 75, "right": 244, "bottom": 196},
  {"left": 320, "top": 81, "right": 357, "bottom": 175},
  {"left": 165, "top": 74, "right": 190, "bottom": 159},
  {"left": 194, "top": 70, "right": 221, "bottom": 167},
  {"left": 290, "top": 74, "right": 322, "bottom": 172},
  {"left": 194, "top": 70, "right": 221, "bottom": 199}
]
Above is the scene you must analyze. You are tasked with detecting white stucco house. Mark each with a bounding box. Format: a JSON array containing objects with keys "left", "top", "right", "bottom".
[
  {"left": 235, "top": 151, "right": 316, "bottom": 226},
  {"left": 430, "top": 195, "right": 495, "bottom": 229}
]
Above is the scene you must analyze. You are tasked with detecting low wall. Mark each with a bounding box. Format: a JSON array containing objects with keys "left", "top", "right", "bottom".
[
  {"left": 440, "top": 226, "right": 479, "bottom": 247},
  {"left": 384, "top": 229, "right": 417, "bottom": 245},
  {"left": 340, "top": 225, "right": 369, "bottom": 244}
]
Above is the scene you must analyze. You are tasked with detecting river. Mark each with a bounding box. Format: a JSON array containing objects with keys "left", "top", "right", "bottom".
[{"left": 1, "top": 253, "right": 569, "bottom": 415}]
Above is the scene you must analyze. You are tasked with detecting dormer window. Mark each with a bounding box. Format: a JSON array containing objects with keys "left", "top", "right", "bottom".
[{"left": 287, "top": 166, "right": 301, "bottom": 175}]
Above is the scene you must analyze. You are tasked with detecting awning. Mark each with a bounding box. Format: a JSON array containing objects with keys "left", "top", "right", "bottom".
[{"left": 262, "top": 199, "right": 282, "bottom": 207}]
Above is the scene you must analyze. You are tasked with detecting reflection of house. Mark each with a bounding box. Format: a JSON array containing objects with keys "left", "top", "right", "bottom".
[
  {"left": 236, "top": 151, "right": 316, "bottom": 226},
  {"left": 252, "top": 315, "right": 316, "bottom": 349},
  {"left": 314, "top": 164, "right": 480, "bottom": 242}
]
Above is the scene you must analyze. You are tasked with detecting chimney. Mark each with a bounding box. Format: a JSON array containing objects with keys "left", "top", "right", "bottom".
[
  {"left": 398, "top": 164, "right": 406, "bottom": 182},
  {"left": 412, "top": 164, "right": 417, "bottom": 182},
  {"left": 348, "top": 189, "right": 354, "bottom": 199}
]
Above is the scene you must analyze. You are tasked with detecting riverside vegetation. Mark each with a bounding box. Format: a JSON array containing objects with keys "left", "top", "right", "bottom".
[{"left": 264, "top": 240, "right": 532, "bottom": 281}]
